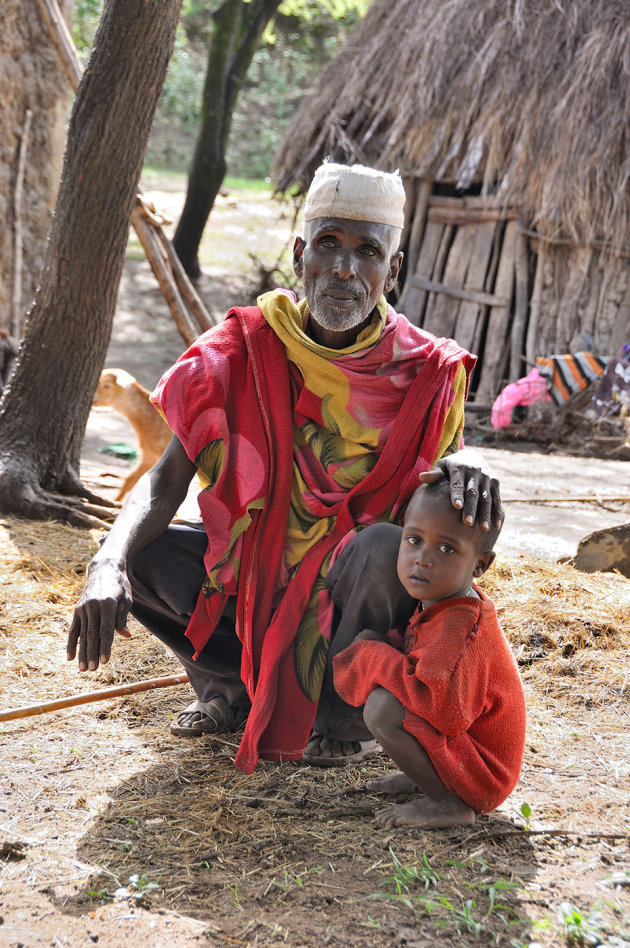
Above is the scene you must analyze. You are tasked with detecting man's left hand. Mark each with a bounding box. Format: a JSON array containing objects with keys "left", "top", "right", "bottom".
[{"left": 418, "top": 449, "right": 503, "bottom": 531}]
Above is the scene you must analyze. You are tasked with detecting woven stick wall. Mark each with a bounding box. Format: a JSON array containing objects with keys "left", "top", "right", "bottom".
[{"left": 395, "top": 188, "right": 630, "bottom": 401}]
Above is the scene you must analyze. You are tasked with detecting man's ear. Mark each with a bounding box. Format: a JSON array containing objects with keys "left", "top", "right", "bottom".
[
  {"left": 384, "top": 251, "right": 403, "bottom": 293},
  {"left": 473, "top": 551, "right": 495, "bottom": 578},
  {"left": 293, "top": 237, "right": 306, "bottom": 279}
]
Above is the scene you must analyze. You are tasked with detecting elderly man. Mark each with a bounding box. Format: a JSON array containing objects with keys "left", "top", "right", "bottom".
[{"left": 68, "top": 162, "right": 502, "bottom": 772}]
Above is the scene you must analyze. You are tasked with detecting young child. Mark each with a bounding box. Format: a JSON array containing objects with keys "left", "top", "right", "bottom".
[{"left": 333, "top": 478, "right": 526, "bottom": 829}]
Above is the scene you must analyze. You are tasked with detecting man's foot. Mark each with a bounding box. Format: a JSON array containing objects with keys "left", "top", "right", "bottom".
[
  {"left": 169, "top": 696, "right": 248, "bottom": 737},
  {"left": 302, "top": 733, "right": 381, "bottom": 767},
  {"left": 376, "top": 795, "right": 476, "bottom": 829},
  {"left": 366, "top": 771, "right": 419, "bottom": 794}
]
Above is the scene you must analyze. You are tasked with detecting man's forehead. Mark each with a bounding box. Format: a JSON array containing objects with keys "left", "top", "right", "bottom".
[{"left": 305, "top": 216, "right": 391, "bottom": 244}]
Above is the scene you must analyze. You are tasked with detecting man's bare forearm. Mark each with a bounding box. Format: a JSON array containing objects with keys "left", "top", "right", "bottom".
[{"left": 90, "top": 435, "right": 196, "bottom": 572}]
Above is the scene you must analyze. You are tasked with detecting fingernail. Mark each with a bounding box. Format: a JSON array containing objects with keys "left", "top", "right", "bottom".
[
  {"left": 79, "top": 663, "right": 86, "bottom": 672},
  {"left": 482, "top": 521, "right": 489, "bottom": 531},
  {"left": 88, "top": 661, "right": 96, "bottom": 671},
  {"left": 465, "top": 515, "right": 473, "bottom": 525},
  {"left": 454, "top": 500, "right": 463, "bottom": 509}
]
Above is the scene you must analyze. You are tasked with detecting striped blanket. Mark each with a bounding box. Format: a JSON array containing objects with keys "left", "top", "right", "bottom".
[{"left": 536, "top": 352, "right": 608, "bottom": 405}]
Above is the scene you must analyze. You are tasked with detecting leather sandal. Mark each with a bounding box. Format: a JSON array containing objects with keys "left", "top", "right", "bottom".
[
  {"left": 302, "top": 733, "right": 382, "bottom": 767},
  {"left": 169, "top": 696, "right": 249, "bottom": 737}
]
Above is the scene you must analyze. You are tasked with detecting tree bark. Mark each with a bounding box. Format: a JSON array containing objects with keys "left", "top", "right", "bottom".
[
  {"left": 0, "top": 0, "right": 182, "bottom": 527},
  {"left": 173, "top": 0, "right": 282, "bottom": 278},
  {"left": 0, "top": 0, "right": 73, "bottom": 335}
]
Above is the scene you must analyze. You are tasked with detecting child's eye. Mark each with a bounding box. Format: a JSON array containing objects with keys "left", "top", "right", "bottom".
[
  {"left": 438, "top": 543, "right": 455, "bottom": 555},
  {"left": 406, "top": 536, "right": 420, "bottom": 545}
]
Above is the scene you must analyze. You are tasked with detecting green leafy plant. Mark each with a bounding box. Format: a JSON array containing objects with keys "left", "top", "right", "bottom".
[
  {"left": 114, "top": 873, "right": 160, "bottom": 906},
  {"left": 451, "top": 898, "right": 484, "bottom": 938},
  {"left": 372, "top": 850, "right": 529, "bottom": 942},
  {"left": 87, "top": 886, "right": 112, "bottom": 903},
  {"left": 385, "top": 847, "right": 441, "bottom": 893},
  {"left": 228, "top": 883, "right": 242, "bottom": 908},
  {"left": 557, "top": 901, "right": 610, "bottom": 946},
  {"left": 519, "top": 801, "right": 532, "bottom": 828}
]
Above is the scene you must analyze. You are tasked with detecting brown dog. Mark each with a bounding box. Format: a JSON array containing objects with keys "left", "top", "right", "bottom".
[{"left": 93, "top": 368, "right": 173, "bottom": 500}]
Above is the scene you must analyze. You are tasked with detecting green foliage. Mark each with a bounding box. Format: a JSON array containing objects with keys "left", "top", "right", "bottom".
[
  {"left": 73, "top": 1, "right": 369, "bottom": 176},
  {"left": 72, "top": 0, "right": 102, "bottom": 58},
  {"left": 371, "top": 851, "right": 529, "bottom": 944},
  {"left": 157, "top": 25, "right": 205, "bottom": 128},
  {"left": 87, "top": 886, "right": 112, "bottom": 903},
  {"left": 226, "top": 2, "right": 365, "bottom": 178},
  {"left": 557, "top": 901, "right": 621, "bottom": 947},
  {"left": 519, "top": 800, "right": 532, "bottom": 829},
  {"left": 113, "top": 874, "right": 160, "bottom": 906},
  {"left": 383, "top": 847, "right": 441, "bottom": 894}
]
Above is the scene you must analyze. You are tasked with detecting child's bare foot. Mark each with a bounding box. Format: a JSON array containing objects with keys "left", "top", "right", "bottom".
[
  {"left": 366, "top": 771, "right": 419, "bottom": 794},
  {"left": 376, "top": 795, "right": 475, "bottom": 829}
]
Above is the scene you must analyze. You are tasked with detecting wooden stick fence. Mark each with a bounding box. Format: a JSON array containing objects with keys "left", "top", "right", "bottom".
[{"left": 399, "top": 187, "right": 629, "bottom": 402}]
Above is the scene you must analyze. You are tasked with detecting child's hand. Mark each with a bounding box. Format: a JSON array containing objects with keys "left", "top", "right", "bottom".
[{"left": 355, "top": 628, "right": 388, "bottom": 643}]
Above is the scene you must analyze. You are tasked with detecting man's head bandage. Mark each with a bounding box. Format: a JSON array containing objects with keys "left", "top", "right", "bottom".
[{"left": 304, "top": 162, "right": 405, "bottom": 230}]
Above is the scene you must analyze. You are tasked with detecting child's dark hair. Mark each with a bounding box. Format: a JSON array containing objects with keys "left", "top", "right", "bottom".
[{"left": 409, "top": 478, "right": 503, "bottom": 553}]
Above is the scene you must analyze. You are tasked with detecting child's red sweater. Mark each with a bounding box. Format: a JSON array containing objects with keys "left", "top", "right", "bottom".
[{"left": 333, "top": 587, "right": 526, "bottom": 813}]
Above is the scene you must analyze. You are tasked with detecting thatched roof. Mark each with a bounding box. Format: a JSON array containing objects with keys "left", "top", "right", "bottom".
[{"left": 274, "top": 0, "right": 630, "bottom": 247}]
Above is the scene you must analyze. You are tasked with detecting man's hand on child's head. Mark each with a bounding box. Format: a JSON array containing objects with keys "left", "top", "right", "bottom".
[{"left": 418, "top": 450, "right": 503, "bottom": 531}]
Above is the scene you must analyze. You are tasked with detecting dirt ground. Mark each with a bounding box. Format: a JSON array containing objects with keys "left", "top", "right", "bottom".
[{"left": 1, "top": 181, "right": 629, "bottom": 948}]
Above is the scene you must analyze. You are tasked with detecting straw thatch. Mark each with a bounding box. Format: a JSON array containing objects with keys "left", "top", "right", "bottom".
[
  {"left": 275, "top": 1, "right": 630, "bottom": 408},
  {"left": 275, "top": 0, "right": 630, "bottom": 249}
]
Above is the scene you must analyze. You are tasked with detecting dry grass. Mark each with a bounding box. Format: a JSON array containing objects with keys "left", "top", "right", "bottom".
[
  {"left": 275, "top": 0, "right": 630, "bottom": 247},
  {"left": 1, "top": 517, "right": 629, "bottom": 946}
]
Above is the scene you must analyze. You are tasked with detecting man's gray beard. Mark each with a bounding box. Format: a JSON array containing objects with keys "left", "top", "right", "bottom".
[{"left": 307, "top": 288, "right": 370, "bottom": 334}]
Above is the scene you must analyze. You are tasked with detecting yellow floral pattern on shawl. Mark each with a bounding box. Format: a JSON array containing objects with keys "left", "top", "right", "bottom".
[{"left": 257, "top": 289, "right": 466, "bottom": 703}]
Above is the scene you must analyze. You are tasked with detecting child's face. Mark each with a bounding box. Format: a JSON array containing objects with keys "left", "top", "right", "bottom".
[{"left": 397, "top": 489, "right": 494, "bottom": 606}]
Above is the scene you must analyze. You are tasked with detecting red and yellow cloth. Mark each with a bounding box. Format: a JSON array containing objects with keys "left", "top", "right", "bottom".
[{"left": 152, "top": 289, "right": 475, "bottom": 772}]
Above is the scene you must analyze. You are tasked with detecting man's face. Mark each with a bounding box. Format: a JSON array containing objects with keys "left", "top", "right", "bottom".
[
  {"left": 293, "top": 218, "right": 402, "bottom": 348},
  {"left": 397, "top": 490, "right": 493, "bottom": 606}
]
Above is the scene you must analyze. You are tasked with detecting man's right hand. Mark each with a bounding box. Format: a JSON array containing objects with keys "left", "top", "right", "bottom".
[
  {"left": 66, "top": 436, "right": 197, "bottom": 672},
  {"left": 66, "top": 561, "right": 133, "bottom": 671}
]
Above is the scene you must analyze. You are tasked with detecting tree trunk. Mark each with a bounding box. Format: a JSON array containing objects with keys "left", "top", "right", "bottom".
[
  {"left": 0, "top": 0, "right": 73, "bottom": 336},
  {"left": 0, "top": 0, "right": 182, "bottom": 527},
  {"left": 173, "top": 0, "right": 282, "bottom": 278}
]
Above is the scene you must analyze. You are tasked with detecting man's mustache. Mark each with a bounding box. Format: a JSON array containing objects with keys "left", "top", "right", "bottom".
[{"left": 320, "top": 277, "right": 363, "bottom": 300}]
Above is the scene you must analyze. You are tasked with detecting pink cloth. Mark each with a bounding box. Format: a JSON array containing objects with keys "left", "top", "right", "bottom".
[{"left": 491, "top": 368, "right": 551, "bottom": 429}]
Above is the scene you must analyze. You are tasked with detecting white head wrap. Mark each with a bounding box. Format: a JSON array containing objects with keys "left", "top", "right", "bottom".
[{"left": 303, "top": 161, "right": 405, "bottom": 229}]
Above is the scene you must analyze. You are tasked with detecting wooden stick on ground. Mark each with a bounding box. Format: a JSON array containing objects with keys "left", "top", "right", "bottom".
[
  {"left": 504, "top": 496, "right": 630, "bottom": 504},
  {"left": 0, "top": 673, "right": 190, "bottom": 722}
]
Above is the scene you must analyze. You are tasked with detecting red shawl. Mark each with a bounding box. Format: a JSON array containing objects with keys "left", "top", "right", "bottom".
[{"left": 152, "top": 299, "right": 475, "bottom": 772}]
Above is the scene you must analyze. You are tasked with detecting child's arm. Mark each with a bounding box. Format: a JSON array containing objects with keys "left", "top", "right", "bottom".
[
  {"left": 355, "top": 628, "right": 404, "bottom": 648},
  {"left": 355, "top": 628, "right": 387, "bottom": 643},
  {"left": 334, "top": 605, "right": 486, "bottom": 732}
]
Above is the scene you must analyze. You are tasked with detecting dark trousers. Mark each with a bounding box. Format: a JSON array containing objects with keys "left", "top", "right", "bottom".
[{"left": 128, "top": 521, "right": 416, "bottom": 738}]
